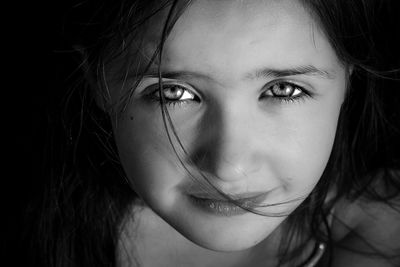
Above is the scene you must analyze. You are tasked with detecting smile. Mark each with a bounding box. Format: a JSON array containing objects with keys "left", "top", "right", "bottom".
[{"left": 189, "top": 192, "right": 269, "bottom": 216}]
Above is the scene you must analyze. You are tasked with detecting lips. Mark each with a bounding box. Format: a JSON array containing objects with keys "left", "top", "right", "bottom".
[
  {"left": 190, "top": 191, "right": 269, "bottom": 201},
  {"left": 188, "top": 191, "right": 270, "bottom": 216}
]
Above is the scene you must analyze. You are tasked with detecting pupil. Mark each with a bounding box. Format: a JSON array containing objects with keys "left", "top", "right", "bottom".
[
  {"left": 273, "top": 84, "right": 293, "bottom": 96},
  {"left": 165, "top": 86, "right": 183, "bottom": 99}
]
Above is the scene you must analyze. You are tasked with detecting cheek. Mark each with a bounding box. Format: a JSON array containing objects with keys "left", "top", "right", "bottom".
[
  {"left": 113, "top": 112, "right": 182, "bottom": 206},
  {"left": 272, "top": 98, "right": 342, "bottom": 194}
]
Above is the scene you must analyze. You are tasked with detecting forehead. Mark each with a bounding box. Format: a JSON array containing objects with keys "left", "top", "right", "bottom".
[{"left": 141, "top": 0, "right": 342, "bottom": 81}]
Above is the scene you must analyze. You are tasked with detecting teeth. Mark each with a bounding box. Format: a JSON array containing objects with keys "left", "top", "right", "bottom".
[
  {"left": 192, "top": 197, "right": 250, "bottom": 216},
  {"left": 210, "top": 202, "right": 238, "bottom": 214},
  {"left": 218, "top": 205, "right": 223, "bottom": 213},
  {"left": 242, "top": 201, "right": 251, "bottom": 208}
]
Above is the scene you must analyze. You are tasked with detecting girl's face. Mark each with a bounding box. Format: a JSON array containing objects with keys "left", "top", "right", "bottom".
[{"left": 111, "top": 0, "right": 347, "bottom": 251}]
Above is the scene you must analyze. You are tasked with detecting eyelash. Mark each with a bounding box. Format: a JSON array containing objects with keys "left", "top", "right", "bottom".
[
  {"left": 143, "top": 82, "right": 200, "bottom": 107},
  {"left": 143, "top": 81, "right": 312, "bottom": 107},
  {"left": 260, "top": 81, "right": 312, "bottom": 103}
]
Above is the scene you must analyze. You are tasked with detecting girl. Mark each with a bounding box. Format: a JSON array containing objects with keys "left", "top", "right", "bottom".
[{"left": 29, "top": 0, "right": 400, "bottom": 266}]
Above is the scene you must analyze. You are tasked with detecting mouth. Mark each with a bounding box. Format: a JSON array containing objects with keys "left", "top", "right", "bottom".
[{"left": 188, "top": 191, "right": 269, "bottom": 217}]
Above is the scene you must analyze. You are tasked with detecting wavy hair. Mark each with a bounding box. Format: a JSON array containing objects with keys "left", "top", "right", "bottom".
[{"left": 27, "top": 0, "right": 400, "bottom": 266}]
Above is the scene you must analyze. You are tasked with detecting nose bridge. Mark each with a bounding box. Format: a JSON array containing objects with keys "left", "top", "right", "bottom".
[
  {"left": 219, "top": 98, "right": 253, "bottom": 149},
  {"left": 190, "top": 97, "right": 260, "bottom": 181}
]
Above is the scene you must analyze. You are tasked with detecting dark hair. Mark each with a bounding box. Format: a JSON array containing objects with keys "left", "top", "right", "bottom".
[{"left": 28, "top": 0, "right": 400, "bottom": 266}]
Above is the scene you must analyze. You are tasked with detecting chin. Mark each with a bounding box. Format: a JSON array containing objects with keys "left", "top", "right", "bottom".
[
  {"left": 186, "top": 220, "right": 281, "bottom": 252},
  {"left": 169, "top": 205, "right": 286, "bottom": 252}
]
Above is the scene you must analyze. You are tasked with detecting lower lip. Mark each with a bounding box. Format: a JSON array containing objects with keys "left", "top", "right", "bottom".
[{"left": 189, "top": 194, "right": 267, "bottom": 217}]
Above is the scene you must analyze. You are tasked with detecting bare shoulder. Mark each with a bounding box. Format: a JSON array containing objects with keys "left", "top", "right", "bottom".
[{"left": 331, "top": 169, "right": 400, "bottom": 266}]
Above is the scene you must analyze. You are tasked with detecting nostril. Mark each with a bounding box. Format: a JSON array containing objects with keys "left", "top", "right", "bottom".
[
  {"left": 194, "top": 158, "right": 258, "bottom": 182},
  {"left": 189, "top": 143, "right": 264, "bottom": 182},
  {"left": 216, "top": 164, "right": 249, "bottom": 180}
]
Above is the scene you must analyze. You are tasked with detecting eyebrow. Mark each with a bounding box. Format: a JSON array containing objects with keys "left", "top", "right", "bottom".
[
  {"left": 247, "top": 65, "right": 336, "bottom": 80},
  {"left": 142, "top": 70, "right": 213, "bottom": 81},
  {"left": 141, "top": 64, "right": 336, "bottom": 81}
]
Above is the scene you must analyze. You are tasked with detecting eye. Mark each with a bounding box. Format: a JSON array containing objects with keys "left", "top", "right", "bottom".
[
  {"left": 144, "top": 81, "right": 200, "bottom": 107},
  {"left": 261, "top": 81, "right": 310, "bottom": 103},
  {"left": 162, "top": 84, "right": 196, "bottom": 101}
]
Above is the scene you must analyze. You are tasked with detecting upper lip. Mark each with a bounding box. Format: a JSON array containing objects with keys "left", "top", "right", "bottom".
[
  {"left": 179, "top": 177, "right": 275, "bottom": 204},
  {"left": 188, "top": 190, "right": 271, "bottom": 206},
  {"left": 190, "top": 191, "right": 267, "bottom": 200}
]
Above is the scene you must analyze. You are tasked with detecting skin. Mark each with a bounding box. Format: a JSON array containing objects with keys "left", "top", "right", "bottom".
[{"left": 110, "top": 0, "right": 348, "bottom": 254}]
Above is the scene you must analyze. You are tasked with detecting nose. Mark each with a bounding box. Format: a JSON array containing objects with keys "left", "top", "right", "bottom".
[{"left": 189, "top": 99, "right": 266, "bottom": 182}]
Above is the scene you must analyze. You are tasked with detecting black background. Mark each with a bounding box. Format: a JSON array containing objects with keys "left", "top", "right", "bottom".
[{"left": 6, "top": 1, "right": 400, "bottom": 265}]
